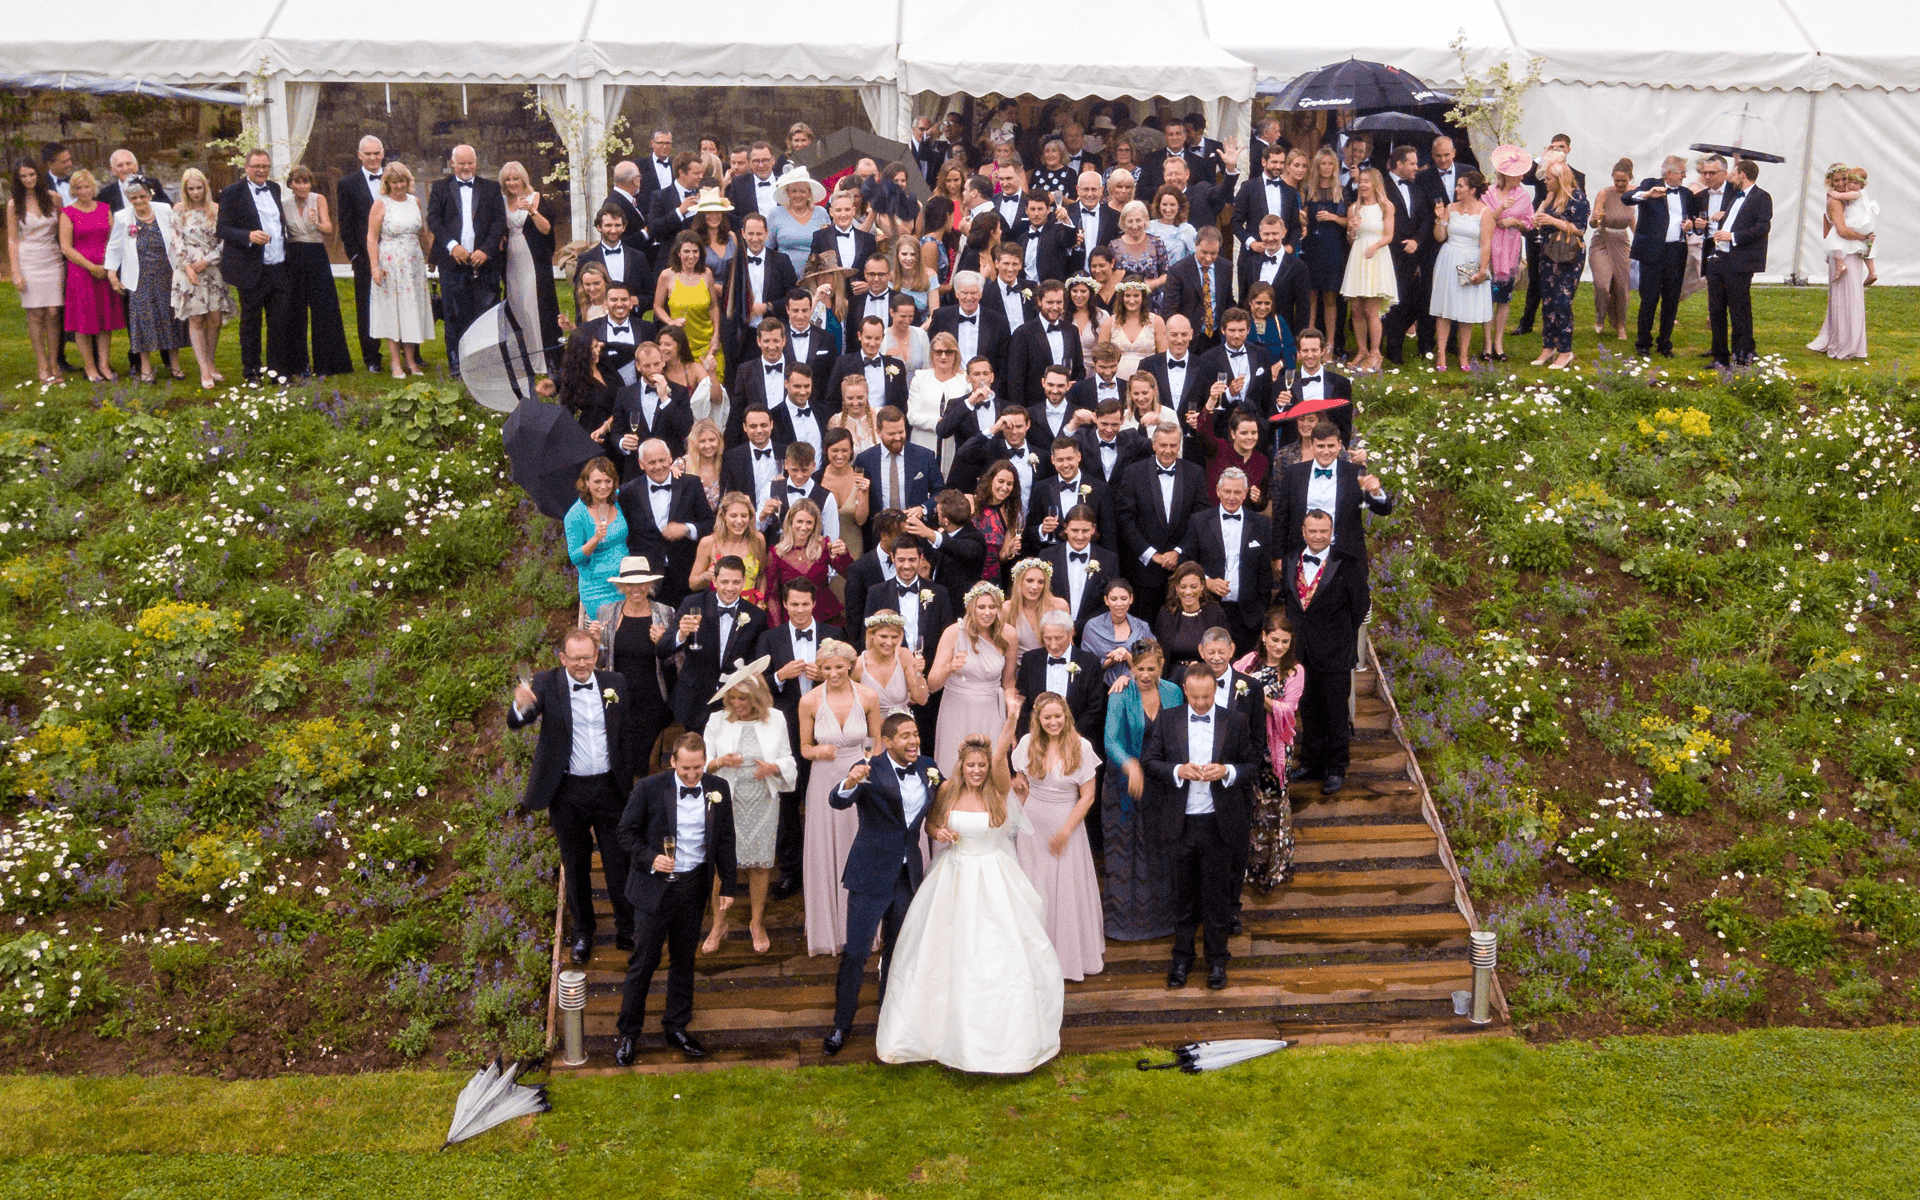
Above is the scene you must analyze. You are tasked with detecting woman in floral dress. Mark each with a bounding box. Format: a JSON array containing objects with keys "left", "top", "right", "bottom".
[{"left": 1235, "top": 609, "right": 1304, "bottom": 888}]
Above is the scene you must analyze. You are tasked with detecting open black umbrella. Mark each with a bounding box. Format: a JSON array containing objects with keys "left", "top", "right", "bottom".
[
  {"left": 1272, "top": 59, "right": 1442, "bottom": 112},
  {"left": 1351, "top": 111, "right": 1442, "bottom": 136},
  {"left": 502, "top": 398, "right": 607, "bottom": 520},
  {"left": 794, "top": 127, "right": 932, "bottom": 201}
]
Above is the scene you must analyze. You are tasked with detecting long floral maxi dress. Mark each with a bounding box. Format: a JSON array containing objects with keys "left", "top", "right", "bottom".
[{"left": 1246, "top": 661, "right": 1302, "bottom": 889}]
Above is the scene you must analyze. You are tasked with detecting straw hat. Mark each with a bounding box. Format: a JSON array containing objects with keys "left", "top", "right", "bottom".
[
  {"left": 607, "top": 555, "right": 663, "bottom": 586},
  {"left": 773, "top": 165, "right": 826, "bottom": 205},
  {"left": 799, "top": 259, "right": 856, "bottom": 288},
  {"left": 1491, "top": 144, "right": 1533, "bottom": 178},
  {"left": 708, "top": 654, "right": 772, "bottom": 706},
  {"left": 691, "top": 186, "right": 734, "bottom": 213}
]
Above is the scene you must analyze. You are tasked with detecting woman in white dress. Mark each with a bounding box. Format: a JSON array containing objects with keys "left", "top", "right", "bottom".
[
  {"left": 497, "top": 160, "right": 549, "bottom": 374},
  {"left": 1428, "top": 172, "right": 1493, "bottom": 371},
  {"left": 875, "top": 711, "right": 1064, "bottom": 1073},
  {"left": 701, "top": 668, "right": 797, "bottom": 955},
  {"left": 905, "top": 331, "right": 968, "bottom": 456},
  {"left": 366, "top": 161, "right": 433, "bottom": 377},
  {"left": 1096, "top": 276, "right": 1164, "bottom": 377},
  {"left": 1339, "top": 168, "right": 1396, "bottom": 374}
]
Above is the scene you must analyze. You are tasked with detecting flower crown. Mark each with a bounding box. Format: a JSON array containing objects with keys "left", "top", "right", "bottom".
[
  {"left": 1011, "top": 557, "right": 1054, "bottom": 583},
  {"left": 961, "top": 580, "right": 1005, "bottom": 609},
  {"left": 864, "top": 610, "right": 906, "bottom": 631},
  {"left": 1065, "top": 274, "right": 1096, "bottom": 290},
  {"left": 1117, "top": 280, "right": 1153, "bottom": 294}
]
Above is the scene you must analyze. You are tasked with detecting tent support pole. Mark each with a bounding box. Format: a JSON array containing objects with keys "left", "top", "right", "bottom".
[{"left": 1787, "top": 87, "right": 1822, "bottom": 286}]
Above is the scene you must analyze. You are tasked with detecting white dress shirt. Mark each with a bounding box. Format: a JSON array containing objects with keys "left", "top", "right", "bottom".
[
  {"left": 645, "top": 474, "right": 675, "bottom": 529},
  {"left": 1043, "top": 322, "right": 1066, "bottom": 365},
  {"left": 455, "top": 177, "right": 476, "bottom": 250},
  {"left": 756, "top": 355, "right": 787, "bottom": 406},
  {"left": 861, "top": 355, "right": 887, "bottom": 401},
  {"left": 954, "top": 305, "right": 982, "bottom": 361},
  {"left": 1296, "top": 371, "right": 1324, "bottom": 401},
  {"left": 1003, "top": 440, "right": 1036, "bottom": 512},
  {"left": 861, "top": 288, "right": 893, "bottom": 327},
  {"left": 746, "top": 441, "right": 780, "bottom": 501},
  {"left": 1217, "top": 505, "right": 1245, "bottom": 602},
  {"left": 1223, "top": 343, "right": 1251, "bottom": 381},
  {"left": 1024, "top": 231, "right": 1042, "bottom": 277},
  {"left": 839, "top": 755, "right": 927, "bottom": 860},
  {"left": 1044, "top": 652, "right": 1071, "bottom": 698},
  {"left": 1164, "top": 355, "right": 1190, "bottom": 405},
  {"left": 894, "top": 580, "right": 923, "bottom": 649},
  {"left": 599, "top": 241, "right": 627, "bottom": 284},
  {"left": 744, "top": 251, "right": 767, "bottom": 303},
  {"left": 1093, "top": 437, "right": 1120, "bottom": 480},
  {"left": 832, "top": 223, "right": 859, "bottom": 267},
  {"left": 652, "top": 156, "right": 674, "bottom": 189},
  {"left": 1298, "top": 548, "right": 1326, "bottom": 590},
  {"left": 363, "top": 169, "right": 384, "bottom": 201},
  {"left": 1064, "top": 546, "right": 1092, "bottom": 612},
  {"left": 752, "top": 174, "right": 777, "bottom": 215},
  {"left": 713, "top": 600, "right": 743, "bottom": 658},
  {"left": 997, "top": 281, "right": 1026, "bottom": 326},
  {"left": 1038, "top": 399, "right": 1072, "bottom": 439},
  {"left": 250, "top": 184, "right": 286, "bottom": 266},
  {"left": 1393, "top": 176, "right": 1415, "bottom": 219},
  {"left": 1185, "top": 706, "right": 1217, "bottom": 814},
  {"left": 783, "top": 400, "right": 824, "bottom": 457},
  {"left": 787, "top": 620, "right": 820, "bottom": 695},
  {"left": 565, "top": 674, "right": 611, "bottom": 776},
  {"left": 672, "top": 779, "right": 708, "bottom": 871},
  {"left": 1719, "top": 192, "right": 1749, "bottom": 249},
  {"left": 1305, "top": 460, "right": 1339, "bottom": 523}
]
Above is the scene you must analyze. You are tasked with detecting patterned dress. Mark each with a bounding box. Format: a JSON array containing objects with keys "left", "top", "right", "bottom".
[
  {"left": 126, "top": 215, "right": 187, "bottom": 355},
  {"left": 725, "top": 723, "right": 778, "bottom": 870},
  {"left": 169, "top": 207, "right": 233, "bottom": 319},
  {"left": 1244, "top": 660, "right": 1304, "bottom": 889},
  {"left": 369, "top": 194, "right": 433, "bottom": 344}
]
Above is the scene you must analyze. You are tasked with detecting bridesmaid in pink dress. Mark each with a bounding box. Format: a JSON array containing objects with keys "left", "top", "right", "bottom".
[
  {"left": 928, "top": 583, "right": 1018, "bottom": 775},
  {"left": 1012, "top": 694, "right": 1106, "bottom": 980},
  {"left": 57, "top": 170, "right": 123, "bottom": 381},
  {"left": 857, "top": 612, "right": 928, "bottom": 718},
  {"left": 798, "top": 639, "right": 881, "bottom": 956}
]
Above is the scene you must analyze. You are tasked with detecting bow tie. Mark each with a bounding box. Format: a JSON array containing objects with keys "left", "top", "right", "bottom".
[
  {"left": 957, "top": 314, "right": 976, "bottom": 324},
  {"left": 680, "top": 785, "right": 701, "bottom": 797},
  {"left": 757, "top": 179, "right": 772, "bottom": 187},
  {"left": 1168, "top": 358, "right": 1187, "bottom": 370},
  {"left": 252, "top": 184, "right": 271, "bottom": 194},
  {"left": 1098, "top": 440, "right": 1116, "bottom": 450},
  {"left": 794, "top": 628, "right": 813, "bottom": 642},
  {"left": 764, "top": 361, "right": 782, "bottom": 375},
  {"left": 791, "top": 407, "right": 812, "bottom": 420},
  {"left": 1267, "top": 175, "right": 1284, "bottom": 185},
  {"left": 1299, "top": 374, "right": 1321, "bottom": 384},
  {"left": 789, "top": 328, "right": 809, "bottom": 341},
  {"left": 1264, "top": 254, "right": 1280, "bottom": 264},
  {"left": 1044, "top": 322, "right": 1061, "bottom": 333},
  {"left": 747, "top": 255, "right": 762, "bottom": 265},
  {"left": 656, "top": 158, "right": 671, "bottom": 167},
  {"left": 1222, "top": 510, "right": 1241, "bottom": 521},
  {"left": 897, "top": 579, "right": 920, "bottom": 592},
  {"left": 1158, "top": 466, "right": 1178, "bottom": 478},
  {"left": 607, "top": 324, "right": 630, "bottom": 336},
  {"left": 1048, "top": 657, "right": 1068, "bottom": 667},
  {"left": 753, "top": 448, "right": 773, "bottom": 459},
  {"left": 864, "top": 357, "right": 881, "bottom": 368},
  {"left": 1069, "top": 551, "right": 1088, "bottom": 562},
  {"left": 604, "top": 245, "right": 623, "bottom": 256},
  {"left": 572, "top": 681, "right": 595, "bottom": 691},
  {"left": 835, "top": 226, "right": 855, "bottom": 237},
  {"left": 1228, "top": 347, "right": 1247, "bottom": 358},
  {"left": 1313, "top": 467, "right": 1334, "bottom": 479},
  {"left": 456, "top": 178, "right": 475, "bottom": 188},
  {"left": 651, "top": 482, "right": 673, "bottom": 493},
  {"left": 1190, "top": 712, "right": 1211, "bottom": 724},
  {"left": 717, "top": 604, "right": 738, "bottom": 615},
  {"left": 1302, "top": 553, "right": 1322, "bottom": 565},
  {"left": 368, "top": 171, "right": 382, "bottom": 182}
]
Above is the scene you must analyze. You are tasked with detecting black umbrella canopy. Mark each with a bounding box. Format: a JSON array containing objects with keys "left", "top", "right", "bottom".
[
  {"left": 1272, "top": 59, "right": 1442, "bottom": 112},
  {"left": 1351, "top": 111, "right": 1442, "bottom": 136},
  {"left": 502, "top": 399, "right": 608, "bottom": 520},
  {"left": 794, "top": 128, "right": 932, "bottom": 200}
]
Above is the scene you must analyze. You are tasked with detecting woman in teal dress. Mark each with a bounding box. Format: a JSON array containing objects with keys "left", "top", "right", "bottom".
[
  {"left": 563, "top": 457, "right": 628, "bottom": 617},
  {"left": 1100, "top": 638, "right": 1182, "bottom": 941}
]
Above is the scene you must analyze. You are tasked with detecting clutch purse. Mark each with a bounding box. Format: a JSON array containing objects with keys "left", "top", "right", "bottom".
[{"left": 1456, "top": 263, "right": 1480, "bottom": 286}]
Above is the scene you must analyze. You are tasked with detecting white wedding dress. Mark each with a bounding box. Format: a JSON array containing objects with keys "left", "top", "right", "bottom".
[{"left": 874, "top": 807, "right": 1064, "bottom": 1073}]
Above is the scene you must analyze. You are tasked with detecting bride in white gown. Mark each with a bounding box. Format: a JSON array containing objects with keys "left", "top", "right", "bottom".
[{"left": 875, "top": 712, "right": 1064, "bottom": 1073}]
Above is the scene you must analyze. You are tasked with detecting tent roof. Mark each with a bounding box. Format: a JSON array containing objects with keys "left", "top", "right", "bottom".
[
  {"left": 266, "top": 0, "right": 595, "bottom": 83},
  {"left": 1500, "top": 5, "right": 1819, "bottom": 91},
  {"left": 1199, "top": 0, "right": 1515, "bottom": 93},
  {"left": 1790, "top": 0, "right": 1920, "bottom": 91},
  {"left": 0, "top": 0, "right": 267, "bottom": 83},
  {"left": 585, "top": 0, "right": 899, "bottom": 86},
  {"left": 900, "top": 0, "right": 1253, "bottom": 102}
]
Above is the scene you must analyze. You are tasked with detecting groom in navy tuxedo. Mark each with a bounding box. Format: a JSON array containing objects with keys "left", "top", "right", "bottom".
[{"left": 824, "top": 712, "right": 944, "bottom": 1055}]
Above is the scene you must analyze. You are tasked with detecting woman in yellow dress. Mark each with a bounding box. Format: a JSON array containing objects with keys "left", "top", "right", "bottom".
[
  {"left": 689, "top": 491, "right": 768, "bottom": 606},
  {"left": 654, "top": 228, "right": 725, "bottom": 383}
]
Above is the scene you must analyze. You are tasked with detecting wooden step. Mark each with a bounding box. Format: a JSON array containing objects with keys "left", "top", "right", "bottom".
[
  {"left": 1289, "top": 822, "right": 1437, "bottom": 863},
  {"left": 1259, "top": 867, "right": 1456, "bottom": 909},
  {"left": 1243, "top": 911, "right": 1470, "bottom": 952},
  {"left": 1291, "top": 793, "right": 1424, "bottom": 819}
]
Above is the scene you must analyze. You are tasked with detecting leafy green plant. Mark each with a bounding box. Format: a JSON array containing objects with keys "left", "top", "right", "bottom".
[
  {"left": 378, "top": 383, "right": 473, "bottom": 448},
  {"left": 1792, "top": 646, "right": 1872, "bottom": 710},
  {"left": 132, "top": 600, "right": 244, "bottom": 669},
  {"left": 1766, "top": 915, "right": 1835, "bottom": 973},
  {"left": 248, "top": 657, "right": 307, "bottom": 713},
  {"left": 1822, "top": 975, "right": 1883, "bottom": 1022},
  {"left": 156, "top": 827, "right": 263, "bottom": 913},
  {"left": 1693, "top": 897, "right": 1763, "bottom": 953},
  {"left": 0, "top": 927, "right": 116, "bottom": 1026}
]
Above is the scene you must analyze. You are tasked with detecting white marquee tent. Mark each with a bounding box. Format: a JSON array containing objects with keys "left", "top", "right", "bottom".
[{"left": 0, "top": 0, "right": 1912, "bottom": 278}]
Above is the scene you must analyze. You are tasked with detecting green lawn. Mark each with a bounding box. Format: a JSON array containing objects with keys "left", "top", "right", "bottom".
[{"left": 0, "top": 1027, "right": 1916, "bottom": 1198}]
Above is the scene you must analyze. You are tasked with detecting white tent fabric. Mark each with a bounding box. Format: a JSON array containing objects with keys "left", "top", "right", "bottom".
[
  {"left": 1199, "top": 0, "right": 1516, "bottom": 93},
  {"left": 584, "top": 0, "right": 898, "bottom": 87},
  {"left": 266, "top": 0, "right": 594, "bottom": 83},
  {"left": 283, "top": 83, "right": 322, "bottom": 179}
]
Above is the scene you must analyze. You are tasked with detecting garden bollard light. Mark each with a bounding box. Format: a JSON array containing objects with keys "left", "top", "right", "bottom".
[
  {"left": 1469, "top": 931, "right": 1497, "bottom": 1025},
  {"left": 558, "top": 969, "right": 588, "bottom": 1065}
]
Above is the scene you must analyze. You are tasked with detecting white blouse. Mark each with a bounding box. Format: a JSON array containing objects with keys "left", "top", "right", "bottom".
[{"left": 700, "top": 711, "right": 799, "bottom": 792}]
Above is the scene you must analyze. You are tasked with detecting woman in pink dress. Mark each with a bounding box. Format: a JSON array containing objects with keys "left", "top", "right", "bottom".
[
  {"left": 57, "top": 170, "right": 123, "bottom": 381},
  {"left": 1484, "top": 146, "right": 1536, "bottom": 363},
  {"left": 858, "top": 611, "right": 928, "bottom": 718},
  {"left": 799, "top": 639, "right": 882, "bottom": 955},
  {"left": 929, "top": 582, "right": 1019, "bottom": 775},
  {"left": 762, "top": 499, "right": 852, "bottom": 626},
  {"left": 1012, "top": 693, "right": 1105, "bottom": 980}
]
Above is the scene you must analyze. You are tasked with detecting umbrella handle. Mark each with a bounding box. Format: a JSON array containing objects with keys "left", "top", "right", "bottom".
[{"left": 1136, "top": 1057, "right": 1183, "bottom": 1071}]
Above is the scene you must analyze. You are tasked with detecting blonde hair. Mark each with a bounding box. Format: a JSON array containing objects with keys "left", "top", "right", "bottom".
[
  {"left": 67, "top": 168, "right": 98, "bottom": 195},
  {"left": 720, "top": 672, "right": 773, "bottom": 722},
  {"left": 928, "top": 734, "right": 1009, "bottom": 831},
  {"left": 776, "top": 497, "right": 825, "bottom": 557},
  {"left": 1356, "top": 168, "right": 1387, "bottom": 207},
  {"left": 498, "top": 160, "right": 532, "bottom": 192},
  {"left": 176, "top": 167, "right": 213, "bottom": 211},
  {"left": 714, "top": 491, "right": 768, "bottom": 563},
  {"left": 817, "top": 638, "right": 857, "bottom": 665},
  {"left": 381, "top": 162, "right": 414, "bottom": 196},
  {"left": 889, "top": 233, "right": 934, "bottom": 292},
  {"left": 963, "top": 585, "right": 1012, "bottom": 660},
  {"left": 683, "top": 417, "right": 723, "bottom": 475},
  {"left": 1026, "top": 693, "right": 1083, "bottom": 778}
]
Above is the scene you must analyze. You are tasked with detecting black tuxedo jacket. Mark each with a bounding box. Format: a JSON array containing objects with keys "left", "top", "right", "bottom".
[
  {"left": 615, "top": 472, "right": 713, "bottom": 603},
  {"left": 825, "top": 351, "right": 909, "bottom": 415},
  {"left": 928, "top": 522, "right": 988, "bottom": 597},
  {"left": 1006, "top": 317, "right": 1085, "bottom": 408},
  {"left": 1705, "top": 185, "right": 1772, "bottom": 276},
  {"left": 1025, "top": 473, "right": 1114, "bottom": 552},
  {"left": 842, "top": 551, "right": 893, "bottom": 647},
  {"left": 1161, "top": 255, "right": 1232, "bottom": 338},
  {"left": 1140, "top": 147, "right": 1217, "bottom": 193},
  {"left": 985, "top": 277, "right": 1038, "bottom": 330},
  {"left": 580, "top": 316, "right": 644, "bottom": 381},
  {"left": 1380, "top": 172, "right": 1443, "bottom": 268},
  {"left": 1041, "top": 540, "right": 1119, "bottom": 633},
  {"left": 927, "top": 303, "right": 1011, "bottom": 380},
  {"left": 1073, "top": 426, "right": 1150, "bottom": 487},
  {"left": 719, "top": 442, "right": 784, "bottom": 502},
  {"left": 726, "top": 355, "right": 792, "bottom": 444},
  {"left": 1237, "top": 248, "right": 1313, "bottom": 331},
  {"left": 1281, "top": 546, "right": 1369, "bottom": 673},
  {"left": 1272, "top": 457, "right": 1393, "bottom": 566},
  {"left": 948, "top": 433, "right": 1053, "bottom": 499},
  {"left": 616, "top": 770, "right": 740, "bottom": 912},
  {"left": 336, "top": 168, "right": 383, "bottom": 266},
  {"left": 934, "top": 388, "right": 1003, "bottom": 451},
  {"left": 832, "top": 752, "right": 940, "bottom": 895},
  {"left": 1009, "top": 219, "right": 1077, "bottom": 287},
  {"left": 758, "top": 475, "right": 835, "bottom": 540},
  {"left": 665, "top": 594, "right": 769, "bottom": 728},
  {"left": 1014, "top": 646, "right": 1107, "bottom": 742},
  {"left": 1027, "top": 396, "right": 1090, "bottom": 446},
  {"left": 1173, "top": 179, "right": 1236, "bottom": 232},
  {"left": 864, "top": 576, "right": 954, "bottom": 660},
  {"left": 757, "top": 620, "right": 845, "bottom": 720},
  {"left": 1064, "top": 373, "right": 1127, "bottom": 417},
  {"left": 810, "top": 223, "right": 879, "bottom": 274},
  {"left": 214, "top": 179, "right": 289, "bottom": 291},
  {"left": 1064, "top": 202, "right": 1122, "bottom": 274},
  {"left": 602, "top": 186, "right": 652, "bottom": 255},
  {"left": 1182, "top": 506, "right": 1275, "bottom": 631},
  {"left": 505, "top": 668, "right": 633, "bottom": 812},
  {"left": 781, "top": 323, "right": 840, "bottom": 389},
  {"left": 724, "top": 173, "right": 779, "bottom": 229},
  {"left": 645, "top": 183, "right": 701, "bottom": 264},
  {"left": 607, "top": 379, "right": 694, "bottom": 462},
  {"left": 909, "top": 136, "right": 951, "bottom": 186},
  {"left": 768, "top": 401, "right": 833, "bottom": 455},
  {"left": 1114, "top": 456, "right": 1206, "bottom": 587},
  {"left": 576, "top": 242, "right": 659, "bottom": 322},
  {"left": 426, "top": 175, "right": 507, "bottom": 277},
  {"left": 1187, "top": 341, "right": 1276, "bottom": 421},
  {"left": 722, "top": 243, "right": 798, "bottom": 343},
  {"left": 1142, "top": 703, "right": 1256, "bottom": 846},
  {"left": 1621, "top": 178, "right": 1693, "bottom": 263},
  {"left": 99, "top": 175, "right": 171, "bottom": 213},
  {"left": 1233, "top": 175, "right": 1303, "bottom": 246}
]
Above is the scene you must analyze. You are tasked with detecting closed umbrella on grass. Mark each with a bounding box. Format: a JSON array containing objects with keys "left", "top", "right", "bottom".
[
  {"left": 443, "top": 1058, "right": 550, "bottom": 1149},
  {"left": 1136, "top": 1038, "right": 1290, "bottom": 1073}
]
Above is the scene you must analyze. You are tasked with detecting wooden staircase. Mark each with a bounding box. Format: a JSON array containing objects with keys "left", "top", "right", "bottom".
[{"left": 546, "top": 650, "right": 1506, "bottom": 1074}]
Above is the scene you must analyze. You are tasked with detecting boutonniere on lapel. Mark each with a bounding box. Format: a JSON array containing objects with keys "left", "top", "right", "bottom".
[
  {"left": 1078, "top": 484, "right": 1091, "bottom": 497},
  {"left": 1086, "top": 558, "right": 1101, "bottom": 573},
  {"left": 885, "top": 364, "right": 900, "bottom": 378},
  {"left": 925, "top": 767, "right": 942, "bottom": 786},
  {"left": 1248, "top": 540, "right": 1261, "bottom": 550},
  {"left": 919, "top": 587, "right": 934, "bottom": 603},
  {"left": 1020, "top": 287, "right": 1033, "bottom": 301},
  {"left": 706, "top": 789, "right": 722, "bottom": 808},
  {"left": 1234, "top": 679, "right": 1250, "bottom": 697},
  {"left": 602, "top": 687, "right": 619, "bottom": 708},
  {"left": 1065, "top": 661, "right": 1081, "bottom": 677},
  {"left": 1025, "top": 452, "right": 1039, "bottom": 467}
]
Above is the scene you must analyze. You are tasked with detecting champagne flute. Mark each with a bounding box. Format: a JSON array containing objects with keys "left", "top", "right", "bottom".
[{"left": 662, "top": 835, "right": 677, "bottom": 882}]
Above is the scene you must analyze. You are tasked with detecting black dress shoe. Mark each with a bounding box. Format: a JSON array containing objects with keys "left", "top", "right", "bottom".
[
  {"left": 1166, "top": 962, "right": 1190, "bottom": 989},
  {"left": 768, "top": 877, "right": 802, "bottom": 902},
  {"left": 569, "top": 935, "right": 592, "bottom": 964},
  {"left": 614, "top": 934, "right": 635, "bottom": 953},
  {"left": 1229, "top": 913, "right": 1243, "bottom": 936},
  {"left": 1207, "top": 964, "right": 1228, "bottom": 990},
  {"left": 822, "top": 1027, "right": 847, "bottom": 1056},
  {"left": 664, "top": 1029, "right": 706, "bottom": 1058},
  {"left": 614, "top": 1036, "right": 636, "bottom": 1066},
  {"left": 1285, "top": 765, "right": 1321, "bottom": 784},
  {"left": 1321, "top": 773, "right": 1345, "bottom": 795}
]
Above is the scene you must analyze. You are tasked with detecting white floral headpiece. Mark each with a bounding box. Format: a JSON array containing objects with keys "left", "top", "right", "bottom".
[
  {"left": 961, "top": 580, "right": 1005, "bottom": 609},
  {"left": 863, "top": 610, "right": 906, "bottom": 630},
  {"left": 1011, "top": 557, "right": 1054, "bottom": 583}
]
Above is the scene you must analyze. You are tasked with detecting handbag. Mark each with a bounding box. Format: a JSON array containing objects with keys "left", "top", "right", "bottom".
[
  {"left": 1455, "top": 262, "right": 1481, "bottom": 286},
  {"left": 1542, "top": 224, "right": 1582, "bottom": 265}
]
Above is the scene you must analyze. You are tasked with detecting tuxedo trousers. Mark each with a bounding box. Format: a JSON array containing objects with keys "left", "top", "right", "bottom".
[
  {"left": 776, "top": 706, "right": 809, "bottom": 884},
  {"left": 834, "top": 863, "right": 916, "bottom": 1031},
  {"left": 1298, "top": 666, "right": 1352, "bottom": 775},
  {"left": 349, "top": 253, "right": 381, "bottom": 368},
  {"left": 549, "top": 772, "right": 634, "bottom": 942},
  {"left": 1381, "top": 252, "right": 1435, "bottom": 362},
  {"left": 236, "top": 262, "right": 297, "bottom": 381},
  {"left": 1634, "top": 242, "right": 1688, "bottom": 354},
  {"left": 1706, "top": 267, "right": 1755, "bottom": 366},
  {"left": 440, "top": 263, "right": 500, "bottom": 373},
  {"left": 615, "top": 862, "right": 711, "bottom": 1037},
  {"left": 1171, "top": 813, "right": 1235, "bottom": 967}
]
